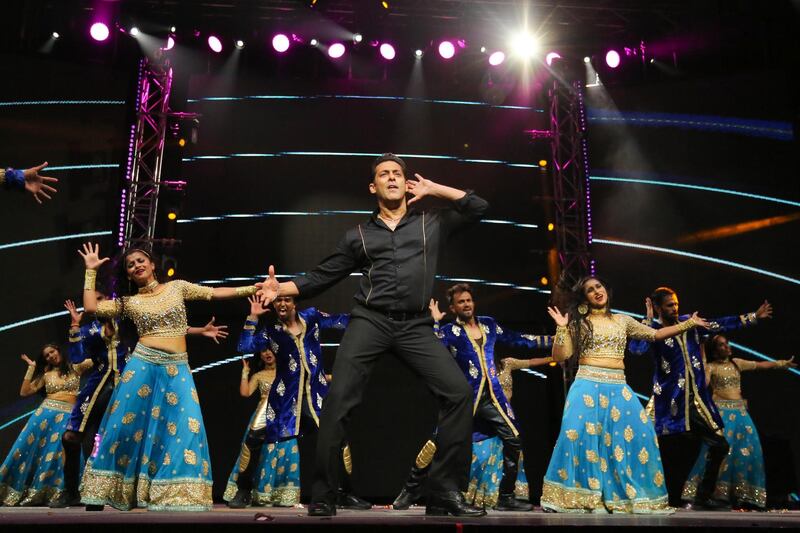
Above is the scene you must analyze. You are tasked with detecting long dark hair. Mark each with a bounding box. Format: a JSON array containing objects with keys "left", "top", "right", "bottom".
[
  {"left": 705, "top": 334, "right": 739, "bottom": 372},
  {"left": 111, "top": 248, "right": 162, "bottom": 351},
  {"left": 32, "top": 343, "right": 70, "bottom": 382},
  {"left": 553, "top": 275, "right": 614, "bottom": 359}
]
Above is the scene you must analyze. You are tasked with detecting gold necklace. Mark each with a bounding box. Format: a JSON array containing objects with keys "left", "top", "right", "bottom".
[{"left": 138, "top": 280, "right": 159, "bottom": 294}]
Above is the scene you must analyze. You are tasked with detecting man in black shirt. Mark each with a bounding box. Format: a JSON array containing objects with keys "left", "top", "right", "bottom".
[{"left": 259, "top": 154, "right": 488, "bottom": 516}]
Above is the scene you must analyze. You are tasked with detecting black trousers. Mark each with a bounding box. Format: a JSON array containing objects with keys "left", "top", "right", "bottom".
[
  {"left": 311, "top": 305, "right": 473, "bottom": 504},
  {"left": 660, "top": 395, "right": 729, "bottom": 505},
  {"left": 62, "top": 379, "right": 115, "bottom": 495},
  {"left": 472, "top": 389, "right": 522, "bottom": 496}
]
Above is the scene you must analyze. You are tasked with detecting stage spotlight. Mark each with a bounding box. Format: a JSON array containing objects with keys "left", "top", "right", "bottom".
[
  {"left": 438, "top": 40, "right": 455, "bottom": 59},
  {"left": 510, "top": 32, "right": 538, "bottom": 58},
  {"left": 167, "top": 211, "right": 178, "bottom": 221},
  {"left": 414, "top": 49, "right": 424, "bottom": 58},
  {"left": 547, "top": 223, "right": 554, "bottom": 232},
  {"left": 480, "top": 46, "right": 486, "bottom": 53},
  {"left": 540, "top": 276, "right": 549, "bottom": 286},
  {"left": 379, "top": 43, "right": 396, "bottom": 60},
  {"left": 328, "top": 42, "right": 346, "bottom": 58},
  {"left": 310, "top": 38, "right": 319, "bottom": 47},
  {"left": 178, "top": 138, "right": 186, "bottom": 147},
  {"left": 170, "top": 26, "right": 176, "bottom": 33},
  {"left": 235, "top": 39, "right": 245, "bottom": 49},
  {"left": 381, "top": 1, "right": 389, "bottom": 8},
  {"left": 545, "top": 52, "right": 561, "bottom": 66},
  {"left": 51, "top": 32, "right": 60, "bottom": 39},
  {"left": 165, "top": 36, "right": 175, "bottom": 50},
  {"left": 208, "top": 35, "right": 223, "bottom": 53},
  {"left": 353, "top": 33, "right": 363, "bottom": 43},
  {"left": 89, "top": 22, "right": 110, "bottom": 42},
  {"left": 272, "top": 33, "right": 290, "bottom": 53},
  {"left": 130, "top": 27, "right": 140, "bottom": 37},
  {"left": 605, "top": 50, "right": 620, "bottom": 68},
  {"left": 488, "top": 51, "right": 505, "bottom": 66},
  {"left": 539, "top": 159, "right": 547, "bottom": 167},
  {"left": 583, "top": 56, "right": 591, "bottom": 63}
]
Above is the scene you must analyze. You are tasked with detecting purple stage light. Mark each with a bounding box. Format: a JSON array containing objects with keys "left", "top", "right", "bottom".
[
  {"left": 605, "top": 50, "right": 620, "bottom": 68},
  {"left": 328, "top": 42, "right": 345, "bottom": 58},
  {"left": 438, "top": 40, "right": 455, "bottom": 59},
  {"left": 164, "top": 36, "right": 175, "bottom": 50},
  {"left": 379, "top": 43, "right": 396, "bottom": 60},
  {"left": 545, "top": 52, "right": 562, "bottom": 66},
  {"left": 90, "top": 22, "right": 110, "bottom": 42},
  {"left": 488, "top": 51, "right": 505, "bottom": 66},
  {"left": 272, "top": 34, "right": 290, "bottom": 53},
  {"left": 208, "top": 35, "right": 223, "bottom": 53}
]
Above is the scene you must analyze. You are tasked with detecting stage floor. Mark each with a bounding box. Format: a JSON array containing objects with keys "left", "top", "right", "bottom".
[{"left": 2, "top": 505, "right": 800, "bottom": 530}]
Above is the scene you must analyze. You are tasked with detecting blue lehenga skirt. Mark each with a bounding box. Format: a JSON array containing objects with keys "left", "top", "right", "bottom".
[
  {"left": 464, "top": 436, "right": 528, "bottom": 507},
  {"left": 80, "top": 344, "right": 213, "bottom": 511},
  {"left": 222, "top": 420, "right": 301, "bottom": 507},
  {"left": 541, "top": 366, "right": 672, "bottom": 514},
  {"left": 0, "top": 399, "right": 74, "bottom": 506},
  {"left": 682, "top": 399, "right": 766, "bottom": 508}
]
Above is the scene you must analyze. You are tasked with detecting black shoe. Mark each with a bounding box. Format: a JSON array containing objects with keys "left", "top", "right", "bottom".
[
  {"left": 227, "top": 489, "right": 252, "bottom": 509},
  {"left": 392, "top": 487, "right": 422, "bottom": 510},
  {"left": 85, "top": 504, "right": 104, "bottom": 511},
  {"left": 50, "top": 491, "right": 82, "bottom": 508},
  {"left": 425, "top": 491, "right": 486, "bottom": 517},
  {"left": 495, "top": 494, "right": 533, "bottom": 512},
  {"left": 336, "top": 490, "right": 371, "bottom": 510},
  {"left": 308, "top": 501, "right": 337, "bottom": 516},
  {"left": 691, "top": 498, "right": 729, "bottom": 511}
]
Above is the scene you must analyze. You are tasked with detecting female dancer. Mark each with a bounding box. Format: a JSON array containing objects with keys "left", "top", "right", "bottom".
[
  {"left": 682, "top": 334, "right": 795, "bottom": 509},
  {"left": 224, "top": 296, "right": 301, "bottom": 507},
  {"left": 541, "top": 276, "right": 708, "bottom": 513},
  {"left": 465, "top": 355, "right": 552, "bottom": 508},
  {"left": 0, "top": 345, "right": 91, "bottom": 505},
  {"left": 77, "top": 242, "right": 271, "bottom": 511}
]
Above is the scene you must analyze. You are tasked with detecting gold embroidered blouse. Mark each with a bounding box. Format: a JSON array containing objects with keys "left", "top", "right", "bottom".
[
  {"left": 247, "top": 368, "right": 276, "bottom": 430},
  {"left": 29, "top": 362, "right": 93, "bottom": 403},
  {"left": 95, "top": 280, "right": 214, "bottom": 338},
  {"left": 556, "top": 313, "right": 656, "bottom": 366},
  {"left": 708, "top": 358, "right": 756, "bottom": 401}
]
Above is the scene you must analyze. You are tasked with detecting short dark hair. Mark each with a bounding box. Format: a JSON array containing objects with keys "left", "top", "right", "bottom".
[
  {"left": 447, "top": 283, "right": 474, "bottom": 305},
  {"left": 371, "top": 153, "right": 407, "bottom": 179},
  {"left": 650, "top": 286, "right": 677, "bottom": 307}
]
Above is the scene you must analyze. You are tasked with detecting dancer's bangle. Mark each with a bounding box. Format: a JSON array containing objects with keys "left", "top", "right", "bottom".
[
  {"left": 24, "top": 366, "right": 35, "bottom": 381},
  {"left": 675, "top": 318, "right": 695, "bottom": 333},
  {"left": 235, "top": 285, "right": 258, "bottom": 297},
  {"left": 84, "top": 269, "right": 97, "bottom": 291},
  {"left": 555, "top": 325, "right": 569, "bottom": 346},
  {"left": 241, "top": 370, "right": 249, "bottom": 380},
  {"left": 776, "top": 359, "right": 790, "bottom": 369}
]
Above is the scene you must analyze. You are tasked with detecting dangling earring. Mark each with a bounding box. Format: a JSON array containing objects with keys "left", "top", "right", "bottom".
[{"left": 577, "top": 303, "right": 589, "bottom": 315}]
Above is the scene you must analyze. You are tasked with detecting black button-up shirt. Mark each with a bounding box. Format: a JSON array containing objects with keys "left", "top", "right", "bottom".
[{"left": 294, "top": 192, "right": 489, "bottom": 312}]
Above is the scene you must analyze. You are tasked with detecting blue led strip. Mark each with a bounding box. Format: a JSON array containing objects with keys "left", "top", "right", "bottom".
[
  {"left": 176, "top": 210, "right": 537, "bottom": 229},
  {"left": 591, "top": 176, "right": 800, "bottom": 209},
  {"left": 594, "top": 238, "right": 800, "bottom": 286},
  {"left": 586, "top": 108, "right": 793, "bottom": 141},
  {"left": 0, "top": 230, "right": 112, "bottom": 252},
  {"left": 0, "top": 100, "right": 125, "bottom": 107},
  {"left": 182, "top": 151, "right": 540, "bottom": 168},
  {"left": 0, "top": 410, "right": 36, "bottom": 431},
  {"left": 45, "top": 164, "right": 120, "bottom": 172},
  {"left": 186, "top": 94, "right": 541, "bottom": 112},
  {"left": 612, "top": 308, "right": 800, "bottom": 377}
]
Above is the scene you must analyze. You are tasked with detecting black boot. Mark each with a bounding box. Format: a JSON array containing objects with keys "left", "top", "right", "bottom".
[
  {"left": 308, "top": 501, "right": 337, "bottom": 516},
  {"left": 49, "top": 491, "right": 82, "bottom": 508},
  {"left": 425, "top": 491, "right": 486, "bottom": 517},
  {"left": 227, "top": 489, "right": 252, "bottom": 509},
  {"left": 495, "top": 493, "right": 533, "bottom": 512},
  {"left": 392, "top": 463, "right": 430, "bottom": 510},
  {"left": 336, "top": 489, "right": 371, "bottom": 510}
]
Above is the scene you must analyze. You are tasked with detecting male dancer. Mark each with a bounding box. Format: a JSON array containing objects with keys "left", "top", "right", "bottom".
[
  {"left": 258, "top": 154, "right": 488, "bottom": 516},
  {"left": 232, "top": 295, "right": 369, "bottom": 510},
  {"left": 51, "top": 297, "right": 226, "bottom": 507},
  {"left": 628, "top": 287, "right": 772, "bottom": 508},
  {"left": 393, "top": 284, "right": 552, "bottom": 512}
]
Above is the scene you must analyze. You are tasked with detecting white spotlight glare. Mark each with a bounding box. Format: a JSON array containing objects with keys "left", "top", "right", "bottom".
[
  {"left": 235, "top": 39, "right": 245, "bottom": 49},
  {"left": 170, "top": 26, "right": 176, "bottom": 33},
  {"left": 583, "top": 56, "right": 591, "bottom": 63},
  {"left": 414, "top": 49, "right": 423, "bottom": 58},
  {"left": 480, "top": 46, "right": 486, "bottom": 53},
  {"left": 510, "top": 32, "right": 539, "bottom": 58},
  {"left": 130, "top": 27, "right": 140, "bottom": 37},
  {"left": 353, "top": 33, "right": 363, "bottom": 43},
  {"left": 51, "top": 32, "right": 60, "bottom": 39},
  {"left": 310, "top": 38, "right": 319, "bottom": 47}
]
